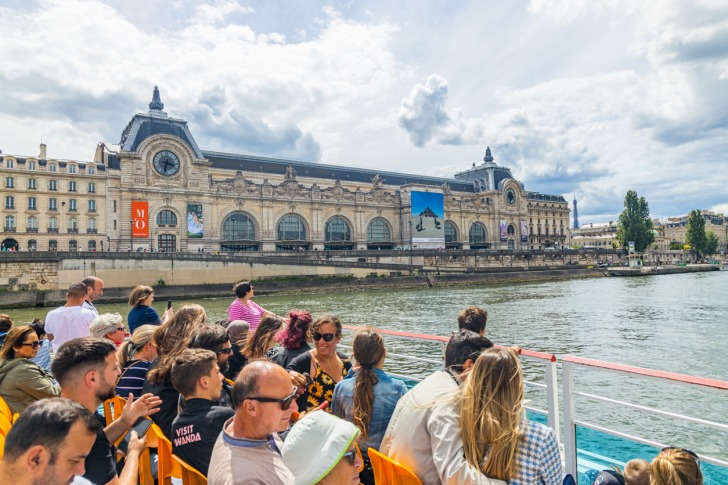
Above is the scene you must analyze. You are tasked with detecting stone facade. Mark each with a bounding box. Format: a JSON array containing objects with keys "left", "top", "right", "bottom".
[{"left": 1, "top": 88, "right": 569, "bottom": 254}]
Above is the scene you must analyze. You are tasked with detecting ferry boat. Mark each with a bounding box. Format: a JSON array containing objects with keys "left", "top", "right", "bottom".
[{"left": 339, "top": 325, "right": 728, "bottom": 485}]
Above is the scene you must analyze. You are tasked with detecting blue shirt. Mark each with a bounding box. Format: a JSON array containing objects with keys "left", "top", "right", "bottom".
[
  {"left": 30, "top": 339, "right": 53, "bottom": 374},
  {"left": 116, "top": 360, "right": 153, "bottom": 399},
  {"left": 127, "top": 305, "right": 161, "bottom": 334},
  {"left": 331, "top": 368, "right": 407, "bottom": 458}
]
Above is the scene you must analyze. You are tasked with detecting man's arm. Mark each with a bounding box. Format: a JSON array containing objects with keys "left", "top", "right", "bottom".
[
  {"left": 105, "top": 393, "right": 161, "bottom": 444},
  {"left": 104, "top": 431, "right": 145, "bottom": 485},
  {"left": 428, "top": 404, "right": 508, "bottom": 485}
]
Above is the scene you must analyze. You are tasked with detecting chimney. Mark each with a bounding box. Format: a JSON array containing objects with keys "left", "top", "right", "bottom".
[{"left": 39, "top": 143, "right": 47, "bottom": 159}]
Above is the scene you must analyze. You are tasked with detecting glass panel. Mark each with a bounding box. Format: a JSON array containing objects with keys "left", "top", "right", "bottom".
[
  {"left": 157, "top": 234, "right": 177, "bottom": 252},
  {"left": 445, "top": 221, "right": 458, "bottom": 243},
  {"left": 469, "top": 222, "right": 487, "bottom": 244},
  {"left": 49, "top": 240, "right": 57, "bottom": 251},
  {"left": 277, "top": 215, "right": 307, "bottom": 241},
  {"left": 69, "top": 240, "right": 77, "bottom": 251},
  {"left": 28, "top": 240, "right": 36, "bottom": 250},
  {"left": 88, "top": 240, "right": 96, "bottom": 251},
  {"left": 222, "top": 213, "right": 256, "bottom": 241},
  {"left": 367, "top": 219, "right": 391, "bottom": 242},
  {"left": 325, "top": 217, "right": 351, "bottom": 242},
  {"left": 156, "top": 210, "right": 177, "bottom": 226}
]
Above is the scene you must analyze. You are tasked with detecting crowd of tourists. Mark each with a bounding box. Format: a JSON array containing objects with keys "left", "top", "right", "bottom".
[{"left": 0, "top": 279, "right": 707, "bottom": 485}]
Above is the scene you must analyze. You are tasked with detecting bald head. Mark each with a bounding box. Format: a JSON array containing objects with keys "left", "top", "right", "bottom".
[{"left": 232, "top": 361, "right": 287, "bottom": 409}]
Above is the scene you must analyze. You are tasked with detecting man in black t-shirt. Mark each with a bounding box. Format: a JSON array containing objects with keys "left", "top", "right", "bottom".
[
  {"left": 52, "top": 337, "right": 162, "bottom": 485},
  {"left": 171, "top": 349, "right": 235, "bottom": 475}
]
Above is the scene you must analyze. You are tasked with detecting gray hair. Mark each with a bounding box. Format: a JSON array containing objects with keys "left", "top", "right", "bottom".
[{"left": 89, "top": 313, "right": 123, "bottom": 339}]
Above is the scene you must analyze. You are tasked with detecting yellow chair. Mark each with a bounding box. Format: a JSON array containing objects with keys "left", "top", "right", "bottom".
[
  {"left": 0, "top": 431, "right": 5, "bottom": 460},
  {"left": 0, "top": 413, "right": 12, "bottom": 437},
  {"left": 0, "top": 396, "right": 12, "bottom": 423},
  {"left": 147, "top": 422, "right": 182, "bottom": 485},
  {"left": 102, "top": 395, "right": 127, "bottom": 427},
  {"left": 173, "top": 454, "right": 208, "bottom": 485},
  {"left": 368, "top": 448, "right": 422, "bottom": 485}
]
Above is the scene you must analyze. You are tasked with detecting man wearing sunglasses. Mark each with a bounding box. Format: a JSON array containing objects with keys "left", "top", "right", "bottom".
[{"left": 208, "top": 361, "right": 297, "bottom": 485}]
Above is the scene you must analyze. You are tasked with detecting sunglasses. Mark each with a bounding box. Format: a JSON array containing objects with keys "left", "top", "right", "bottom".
[
  {"left": 313, "top": 332, "right": 336, "bottom": 342},
  {"left": 662, "top": 447, "right": 701, "bottom": 474},
  {"left": 19, "top": 341, "right": 41, "bottom": 349},
  {"left": 342, "top": 449, "right": 358, "bottom": 466},
  {"left": 217, "top": 347, "right": 233, "bottom": 355},
  {"left": 116, "top": 327, "right": 125, "bottom": 332},
  {"left": 246, "top": 386, "right": 298, "bottom": 410}
]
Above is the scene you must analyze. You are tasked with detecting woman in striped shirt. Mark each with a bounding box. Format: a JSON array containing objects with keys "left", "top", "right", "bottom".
[
  {"left": 115, "top": 324, "right": 158, "bottom": 399},
  {"left": 227, "top": 281, "right": 270, "bottom": 332}
]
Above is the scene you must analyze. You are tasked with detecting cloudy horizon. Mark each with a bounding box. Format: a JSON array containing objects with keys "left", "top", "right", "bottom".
[{"left": 1, "top": 0, "right": 727, "bottom": 223}]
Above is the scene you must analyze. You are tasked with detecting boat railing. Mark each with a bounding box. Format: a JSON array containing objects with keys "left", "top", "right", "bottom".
[
  {"left": 341, "top": 325, "right": 560, "bottom": 439},
  {"left": 561, "top": 355, "right": 728, "bottom": 478}
]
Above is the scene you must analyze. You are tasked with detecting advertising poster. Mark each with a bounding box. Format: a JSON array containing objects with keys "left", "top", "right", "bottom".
[
  {"left": 411, "top": 191, "right": 445, "bottom": 248},
  {"left": 521, "top": 221, "right": 528, "bottom": 243},
  {"left": 500, "top": 220, "right": 508, "bottom": 241},
  {"left": 187, "top": 203, "right": 203, "bottom": 238},
  {"left": 131, "top": 201, "right": 148, "bottom": 238}
]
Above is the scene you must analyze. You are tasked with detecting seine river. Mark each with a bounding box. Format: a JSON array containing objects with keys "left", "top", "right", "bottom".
[{"left": 7, "top": 270, "right": 728, "bottom": 466}]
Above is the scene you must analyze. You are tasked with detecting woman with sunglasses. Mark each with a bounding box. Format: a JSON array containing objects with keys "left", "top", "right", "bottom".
[
  {"left": 287, "top": 315, "right": 352, "bottom": 413},
  {"left": 0, "top": 326, "right": 61, "bottom": 414},
  {"left": 651, "top": 447, "right": 703, "bottom": 485},
  {"left": 89, "top": 312, "right": 127, "bottom": 345}
]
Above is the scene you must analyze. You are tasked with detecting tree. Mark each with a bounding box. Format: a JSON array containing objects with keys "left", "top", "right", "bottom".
[
  {"left": 705, "top": 231, "right": 719, "bottom": 255},
  {"left": 669, "top": 241, "right": 683, "bottom": 250},
  {"left": 686, "top": 210, "right": 708, "bottom": 257},
  {"left": 616, "top": 190, "right": 654, "bottom": 252}
]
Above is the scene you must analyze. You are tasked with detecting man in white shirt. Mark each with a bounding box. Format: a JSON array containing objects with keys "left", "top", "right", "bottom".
[
  {"left": 380, "top": 330, "right": 507, "bottom": 485},
  {"left": 81, "top": 277, "right": 104, "bottom": 315},
  {"left": 45, "top": 282, "right": 97, "bottom": 353}
]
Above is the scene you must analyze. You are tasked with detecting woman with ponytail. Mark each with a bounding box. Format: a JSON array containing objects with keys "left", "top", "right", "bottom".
[
  {"left": 270, "top": 309, "right": 313, "bottom": 368},
  {"left": 331, "top": 327, "right": 407, "bottom": 485},
  {"left": 115, "top": 324, "right": 158, "bottom": 399},
  {"left": 650, "top": 447, "right": 702, "bottom": 485},
  {"left": 460, "top": 347, "right": 562, "bottom": 484}
]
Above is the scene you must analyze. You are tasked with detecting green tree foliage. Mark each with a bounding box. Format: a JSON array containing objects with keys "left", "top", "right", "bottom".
[
  {"left": 705, "top": 231, "right": 719, "bottom": 255},
  {"left": 616, "top": 190, "right": 654, "bottom": 252},
  {"left": 686, "top": 210, "right": 708, "bottom": 256},
  {"left": 669, "top": 241, "right": 683, "bottom": 250}
]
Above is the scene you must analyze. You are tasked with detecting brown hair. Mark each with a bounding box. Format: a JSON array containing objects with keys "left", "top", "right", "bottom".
[
  {"left": 147, "top": 304, "right": 207, "bottom": 385},
  {"left": 351, "top": 327, "right": 385, "bottom": 439},
  {"left": 0, "top": 326, "right": 37, "bottom": 360},
  {"left": 170, "top": 349, "right": 217, "bottom": 398},
  {"left": 128, "top": 285, "right": 154, "bottom": 307},
  {"left": 457, "top": 306, "right": 488, "bottom": 334},
  {"left": 0, "top": 314, "right": 13, "bottom": 333},
  {"left": 650, "top": 448, "right": 702, "bottom": 485},
  {"left": 243, "top": 314, "right": 283, "bottom": 359},
  {"left": 312, "top": 315, "right": 342, "bottom": 335}
]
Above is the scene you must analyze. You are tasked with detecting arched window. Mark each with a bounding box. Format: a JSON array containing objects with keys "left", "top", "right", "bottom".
[
  {"left": 445, "top": 221, "right": 459, "bottom": 249},
  {"left": 507, "top": 224, "right": 515, "bottom": 236},
  {"left": 221, "top": 212, "right": 258, "bottom": 252},
  {"left": 469, "top": 222, "right": 488, "bottom": 249},
  {"left": 276, "top": 214, "right": 308, "bottom": 251},
  {"left": 367, "top": 218, "right": 392, "bottom": 249},
  {"left": 325, "top": 216, "right": 353, "bottom": 250},
  {"left": 156, "top": 210, "right": 177, "bottom": 226}
]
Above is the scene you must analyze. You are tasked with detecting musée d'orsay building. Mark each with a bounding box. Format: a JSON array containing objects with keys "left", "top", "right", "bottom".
[{"left": 1, "top": 88, "right": 570, "bottom": 253}]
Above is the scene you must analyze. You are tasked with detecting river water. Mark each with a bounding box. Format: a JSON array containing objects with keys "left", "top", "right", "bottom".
[{"left": 6, "top": 270, "right": 728, "bottom": 466}]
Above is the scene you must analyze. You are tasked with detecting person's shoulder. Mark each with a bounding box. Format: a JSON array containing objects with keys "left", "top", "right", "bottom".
[
  {"left": 286, "top": 350, "right": 312, "bottom": 369},
  {"left": 210, "top": 405, "right": 236, "bottom": 421}
]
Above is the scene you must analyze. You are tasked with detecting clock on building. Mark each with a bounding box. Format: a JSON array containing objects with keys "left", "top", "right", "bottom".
[
  {"left": 505, "top": 188, "right": 516, "bottom": 205},
  {"left": 153, "top": 150, "right": 180, "bottom": 176}
]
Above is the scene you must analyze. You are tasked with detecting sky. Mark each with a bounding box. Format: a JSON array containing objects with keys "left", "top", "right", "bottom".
[{"left": 1, "top": 0, "right": 727, "bottom": 223}]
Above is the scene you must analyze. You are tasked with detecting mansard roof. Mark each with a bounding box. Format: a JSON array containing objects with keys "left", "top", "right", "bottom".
[
  {"left": 202, "top": 150, "right": 476, "bottom": 192},
  {"left": 119, "top": 114, "right": 204, "bottom": 159}
]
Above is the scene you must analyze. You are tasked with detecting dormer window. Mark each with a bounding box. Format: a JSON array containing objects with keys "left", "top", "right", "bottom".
[
  {"left": 69, "top": 164, "right": 77, "bottom": 174},
  {"left": 49, "top": 163, "right": 57, "bottom": 172}
]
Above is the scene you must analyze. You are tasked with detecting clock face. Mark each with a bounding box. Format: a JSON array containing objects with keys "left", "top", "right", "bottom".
[
  {"left": 153, "top": 150, "right": 180, "bottom": 176},
  {"left": 505, "top": 188, "right": 516, "bottom": 205}
]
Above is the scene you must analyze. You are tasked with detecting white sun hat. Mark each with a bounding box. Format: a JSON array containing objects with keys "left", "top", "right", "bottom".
[{"left": 281, "top": 411, "right": 360, "bottom": 485}]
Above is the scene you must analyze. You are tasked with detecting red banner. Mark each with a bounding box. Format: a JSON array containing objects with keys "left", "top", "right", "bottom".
[{"left": 131, "top": 201, "right": 149, "bottom": 238}]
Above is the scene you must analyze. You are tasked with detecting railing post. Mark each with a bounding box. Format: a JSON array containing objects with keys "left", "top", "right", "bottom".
[
  {"left": 562, "top": 361, "right": 578, "bottom": 478},
  {"left": 545, "top": 360, "right": 560, "bottom": 440}
]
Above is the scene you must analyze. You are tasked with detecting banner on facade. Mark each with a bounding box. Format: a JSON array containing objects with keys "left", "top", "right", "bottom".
[
  {"left": 500, "top": 220, "right": 508, "bottom": 241},
  {"left": 411, "top": 191, "right": 445, "bottom": 247},
  {"left": 131, "top": 201, "right": 148, "bottom": 238},
  {"left": 521, "top": 221, "right": 528, "bottom": 243},
  {"left": 187, "top": 203, "right": 203, "bottom": 238}
]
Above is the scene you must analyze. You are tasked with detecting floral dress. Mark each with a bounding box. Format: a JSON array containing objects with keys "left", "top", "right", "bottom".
[{"left": 287, "top": 350, "right": 352, "bottom": 413}]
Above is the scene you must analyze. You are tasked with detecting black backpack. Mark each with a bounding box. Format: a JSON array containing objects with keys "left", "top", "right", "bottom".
[{"left": 592, "top": 470, "right": 626, "bottom": 485}]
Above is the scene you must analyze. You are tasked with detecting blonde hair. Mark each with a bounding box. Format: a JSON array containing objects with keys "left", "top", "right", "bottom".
[
  {"left": 147, "top": 304, "right": 207, "bottom": 385},
  {"left": 650, "top": 448, "right": 702, "bottom": 485},
  {"left": 625, "top": 458, "right": 650, "bottom": 485},
  {"left": 117, "top": 324, "right": 157, "bottom": 368},
  {"left": 460, "top": 347, "right": 524, "bottom": 482},
  {"left": 243, "top": 314, "right": 282, "bottom": 359}
]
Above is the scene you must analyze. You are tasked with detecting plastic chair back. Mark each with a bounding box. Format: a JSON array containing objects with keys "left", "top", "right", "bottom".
[
  {"left": 0, "top": 396, "right": 13, "bottom": 422},
  {"left": 0, "top": 413, "right": 12, "bottom": 437},
  {"left": 368, "top": 448, "right": 423, "bottom": 485},
  {"left": 173, "top": 454, "right": 208, "bottom": 485},
  {"left": 148, "top": 422, "right": 182, "bottom": 484},
  {"left": 0, "top": 431, "right": 5, "bottom": 460}
]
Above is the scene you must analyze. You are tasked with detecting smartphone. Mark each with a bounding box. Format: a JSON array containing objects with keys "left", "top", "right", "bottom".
[
  {"left": 167, "top": 299, "right": 172, "bottom": 309},
  {"left": 117, "top": 417, "right": 153, "bottom": 454}
]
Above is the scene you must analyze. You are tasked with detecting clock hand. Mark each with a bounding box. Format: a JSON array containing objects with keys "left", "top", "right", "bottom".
[{"left": 163, "top": 159, "right": 171, "bottom": 173}]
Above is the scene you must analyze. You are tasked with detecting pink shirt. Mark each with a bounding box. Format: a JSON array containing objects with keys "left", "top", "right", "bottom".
[{"left": 227, "top": 299, "right": 266, "bottom": 332}]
